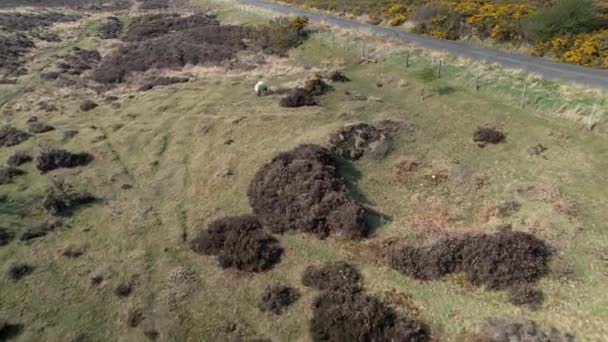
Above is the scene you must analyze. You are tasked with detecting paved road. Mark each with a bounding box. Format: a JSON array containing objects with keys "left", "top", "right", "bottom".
[{"left": 241, "top": 0, "right": 608, "bottom": 88}]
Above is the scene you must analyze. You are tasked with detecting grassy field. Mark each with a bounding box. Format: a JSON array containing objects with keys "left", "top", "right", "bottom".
[{"left": 1, "top": 1, "right": 608, "bottom": 341}]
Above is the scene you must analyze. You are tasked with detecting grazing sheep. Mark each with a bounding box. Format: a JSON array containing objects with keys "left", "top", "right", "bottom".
[{"left": 255, "top": 80, "right": 268, "bottom": 96}]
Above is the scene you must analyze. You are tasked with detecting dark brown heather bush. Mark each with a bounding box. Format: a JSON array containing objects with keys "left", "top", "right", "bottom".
[{"left": 248, "top": 144, "right": 367, "bottom": 239}]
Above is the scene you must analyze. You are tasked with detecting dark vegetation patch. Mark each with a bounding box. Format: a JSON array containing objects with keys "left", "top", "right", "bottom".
[
  {"left": 329, "top": 123, "right": 387, "bottom": 160},
  {"left": 0, "top": 320, "right": 23, "bottom": 340},
  {"left": 301, "top": 261, "right": 362, "bottom": 291},
  {"left": 0, "top": 227, "right": 15, "bottom": 246},
  {"left": 97, "top": 17, "right": 123, "bottom": 39},
  {"left": 258, "top": 285, "right": 300, "bottom": 315},
  {"left": 303, "top": 261, "right": 429, "bottom": 342},
  {"left": 6, "top": 262, "right": 34, "bottom": 281},
  {"left": 80, "top": 99, "right": 98, "bottom": 111},
  {"left": 114, "top": 282, "right": 133, "bottom": 297},
  {"left": 92, "top": 24, "right": 248, "bottom": 84},
  {"left": 388, "top": 231, "right": 551, "bottom": 290},
  {"left": 20, "top": 221, "right": 61, "bottom": 241},
  {"left": 56, "top": 47, "right": 101, "bottom": 76},
  {"left": 251, "top": 16, "right": 309, "bottom": 56},
  {"left": 61, "top": 243, "right": 85, "bottom": 257},
  {"left": 0, "top": 125, "right": 31, "bottom": 147},
  {"left": 327, "top": 70, "right": 349, "bottom": 82},
  {"left": 124, "top": 13, "right": 218, "bottom": 42},
  {"left": 36, "top": 148, "right": 94, "bottom": 173},
  {"left": 126, "top": 307, "right": 144, "bottom": 327},
  {"left": 139, "top": 76, "right": 189, "bottom": 91},
  {"left": 473, "top": 127, "right": 506, "bottom": 147},
  {"left": 137, "top": 0, "right": 170, "bottom": 10},
  {"left": 279, "top": 88, "right": 317, "bottom": 107},
  {"left": 477, "top": 318, "right": 574, "bottom": 342},
  {"left": 279, "top": 75, "right": 331, "bottom": 108},
  {"left": 248, "top": 144, "right": 367, "bottom": 239},
  {"left": 0, "top": 0, "right": 131, "bottom": 10},
  {"left": 0, "top": 12, "right": 79, "bottom": 32},
  {"left": 28, "top": 122, "right": 55, "bottom": 134},
  {"left": 190, "top": 215, "right": 283, "bottom": 272},
  {"left": 0, "top": 33, "right": 33, "bottom": 76},
  {"left": 0, "top": 167, "right": 26, "bottom": 185},
  {"left": 43, "top": 180, "right": 96, "bottom": 216},
  {"left": 388, "top": 238, "right": 466, "bottom": 281},
  {"left": 508, "top": 285, "right": 544, "bottom": 310}
]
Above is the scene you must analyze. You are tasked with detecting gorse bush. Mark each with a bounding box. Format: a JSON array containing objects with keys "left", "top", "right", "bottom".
[
  {"left": 251, "top": 17, "right": 309, "bottom": 55},
  {"left": 524, "top": 0, "right": 601, "bottom": 42}
]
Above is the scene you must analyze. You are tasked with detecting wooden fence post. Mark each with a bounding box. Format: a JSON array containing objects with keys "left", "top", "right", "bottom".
[{"left": 520, "top": 82, "right": 527, "bottom": 109}]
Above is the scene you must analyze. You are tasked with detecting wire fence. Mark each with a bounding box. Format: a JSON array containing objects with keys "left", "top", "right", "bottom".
[{"left": 189, "top": 0, "right": 607, "bottom": 130}]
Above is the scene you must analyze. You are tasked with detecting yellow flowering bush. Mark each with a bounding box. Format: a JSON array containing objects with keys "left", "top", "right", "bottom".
[
  {"left": 385, "top": 3, "right": 411, "bottom": 26},
  {"left": 533, "top": 30, "right": 608, "bottom": 68},
  {"left": 443, "top": 1, "right": 536, "bottom": 41}
]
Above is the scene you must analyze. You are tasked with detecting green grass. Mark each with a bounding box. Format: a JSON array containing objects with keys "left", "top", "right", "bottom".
[{"left": 1, "top": 2, "right": 608, "bottom": 341}]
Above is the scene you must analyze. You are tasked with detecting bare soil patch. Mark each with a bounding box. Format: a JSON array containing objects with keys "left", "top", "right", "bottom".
[
  {"left": 329, "top": 123, "right": 387, "bottom": 160},
  {"left": 35, "top": 148, "right": 94, "bottom": 173},
  {"left": 190, "top": 215, "right": 283, "bottom": 272},
  {"left": 388, "top": 231, "right": 551, "bottom": 289},
  {"left": 247, "top": 144, "right": 367, "bottom": 239},
  {"left": 258, "top": 285, "right": 300, "bottom": 315},
  {"left": 0, "top": 125, "right": 31, "bottom": 148}
]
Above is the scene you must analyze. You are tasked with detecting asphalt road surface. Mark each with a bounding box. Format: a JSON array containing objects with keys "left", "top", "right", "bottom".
[{"left": 241, "top": 0, "right": 608, "bottom": 88}]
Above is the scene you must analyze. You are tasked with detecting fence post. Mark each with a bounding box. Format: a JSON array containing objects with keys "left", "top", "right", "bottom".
[
  {"left": 437, "top": 59, "right": 442, "bottom": 79},
  {"left": 520, "top": 82, "right": 527, "bottom": 109},
  {"left": 406, "top": 51, "right": 410, "bottom": 68},
  {"left": 361, "top": 41, "right": 365, "bottom": 59},
  {"left": 475, "top": 74, "right": 480, "bottom": 91}
]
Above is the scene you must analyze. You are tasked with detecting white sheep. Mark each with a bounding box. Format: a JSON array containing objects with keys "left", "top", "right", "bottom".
[{"left": 254, "top": 80, "right": 268, "bottom": 96}]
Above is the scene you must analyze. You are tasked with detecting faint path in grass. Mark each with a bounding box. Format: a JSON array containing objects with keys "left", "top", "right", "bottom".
[{"left": 240, "top": 0, "right": 608, "bottom": 88}]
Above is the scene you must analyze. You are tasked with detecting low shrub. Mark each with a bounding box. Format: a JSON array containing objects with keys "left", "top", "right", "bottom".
[
  {"left": 190, "top": 215, "right": 283, "bottom": 272},
  {"left": 6, "top": 262, "right": 34, "bottom": 281},
  {"left": 248, "top": 144, "right": 367, "bottom": 238},
  {"left": 258, "top": 285, "right": 300, "bottom": 315},
  {"left": 251, "top": 17, "right": 308, "bottom": 56},
  {"left": 473, "top": 127, "right": 506, "bottom": 146},
  {"left": 42, "top": 179, "right": 96, "bottom": 216},
  {"left": 35, "top": 148, "right": 93, "bottom": 173},
  {"left": 301, "top": 261, "right": 362, "bottom": 291},
  {"left": 0, "top": 125, "right": 30, "bottom": 148},
  {"left": 525, "top": 0, "right": 601, "bottom": 42},
  {"left": 6, "top": 151, "right": 32, "bottom": 167}
]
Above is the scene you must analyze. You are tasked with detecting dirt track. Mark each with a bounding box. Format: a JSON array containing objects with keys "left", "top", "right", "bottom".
[{"left": 240, "top": 0, "right": 608, "bottom": 88}]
